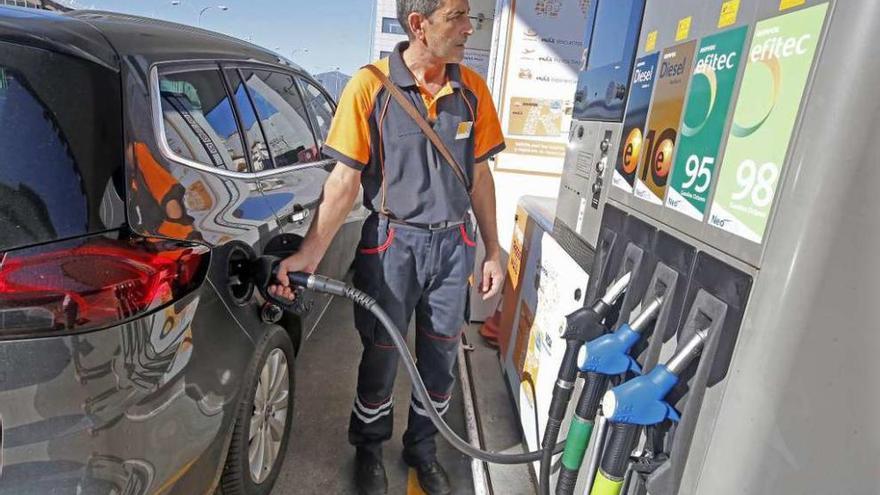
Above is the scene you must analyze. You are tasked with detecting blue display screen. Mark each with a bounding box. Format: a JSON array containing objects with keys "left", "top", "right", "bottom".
[
  {"left": 573, "top": 0, "right": 646, "bottom": 122},
  {"left": 587, "top": 0, "right": 640, "bottom": 70}
]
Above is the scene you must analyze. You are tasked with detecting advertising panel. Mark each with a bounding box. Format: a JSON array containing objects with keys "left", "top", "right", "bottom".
[
  {"left": 516, "top": 233, "right": 589, "bottom": 475},
  {"left": 494, "top": 0, "right": 590, "bottom": 175},
  {"left": 464, "top": 47, "right": 492, "bottom": 78}
]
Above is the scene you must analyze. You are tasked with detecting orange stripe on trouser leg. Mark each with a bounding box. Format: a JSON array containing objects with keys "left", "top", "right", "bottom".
[{"left": 417, "top": 327, "right": 463, "bottom": 342}]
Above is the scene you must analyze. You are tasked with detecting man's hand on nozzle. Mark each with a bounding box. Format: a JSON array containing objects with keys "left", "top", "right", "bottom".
[{"left": 268, "top": 252, "right": 318, "bottom": 301}]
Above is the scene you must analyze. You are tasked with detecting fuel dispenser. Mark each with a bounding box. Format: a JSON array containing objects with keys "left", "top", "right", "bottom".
[
  {"left": 255, "top": 0, "right": 876, "bottom": 492},
  {"left": 553, "top": 0, "right": 877, "bottom": 493}
]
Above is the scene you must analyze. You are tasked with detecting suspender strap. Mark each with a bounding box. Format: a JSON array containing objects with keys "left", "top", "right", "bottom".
[{"left": 363, "top": 64, "right": 472, "bottom": 194}]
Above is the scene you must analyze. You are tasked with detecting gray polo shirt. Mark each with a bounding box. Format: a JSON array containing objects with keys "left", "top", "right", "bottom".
[{"left": 323, "top": 42, "right": 506, "bottom": 224}]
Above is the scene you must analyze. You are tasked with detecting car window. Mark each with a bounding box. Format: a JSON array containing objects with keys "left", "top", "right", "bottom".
[
  {"left": 225, "top": 69, "right": 272, "bottom": 171},
  {"left": 158, "top": 69, "right": 249, "bottom": 172},
  {"left": 240, "top": 69, "right": 320, "bottom": 167},
  {"left": 0, "top": 44, "right": 124, "bottom": 251},
  {"left": 298, "top": 79, "right": 335, "bottom": 144}
]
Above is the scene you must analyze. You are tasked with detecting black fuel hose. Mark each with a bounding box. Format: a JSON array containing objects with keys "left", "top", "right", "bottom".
[
  {"left": 285, "top": 271, "right": 566, "bottom": 465},
  {"left": 596, "top": 422, "right": 640, "bottom": 484},
  {"left": 555, "top": 372, "right": 608, "bottom": 495}
]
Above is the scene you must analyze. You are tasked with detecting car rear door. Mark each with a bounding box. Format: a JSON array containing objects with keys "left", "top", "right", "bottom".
[{"left": 226, "top": 65, "right": 366, "bottom": 337}]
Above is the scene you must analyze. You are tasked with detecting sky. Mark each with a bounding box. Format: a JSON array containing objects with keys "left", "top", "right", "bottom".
[{"left": 72, "top": 0, "right": 374, "bottom": 75}]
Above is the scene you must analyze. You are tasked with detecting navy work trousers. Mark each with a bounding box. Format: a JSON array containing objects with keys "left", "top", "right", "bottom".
[{"left": 348, "top": 213, "right": 477, "bottom": 465}]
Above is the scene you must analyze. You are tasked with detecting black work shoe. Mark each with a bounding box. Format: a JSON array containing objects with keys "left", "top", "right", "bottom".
[
  {"left": 414, "top": 460, "right": 452, "bottom": 495},
  {"left": 355, "top": 451, "right": 387, "bottom": 495}
]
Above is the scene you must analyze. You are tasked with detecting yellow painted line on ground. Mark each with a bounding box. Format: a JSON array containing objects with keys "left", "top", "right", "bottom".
[
  {"left": 153, "top": 456, "right": 199, "bottom": 494},
  {"left": 407, "top": 468, "right": 429, "bottom": 495}
]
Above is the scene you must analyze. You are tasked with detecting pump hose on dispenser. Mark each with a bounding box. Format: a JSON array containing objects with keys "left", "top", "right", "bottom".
[
  {"left": 249, "top": 255, "right": 568, "bottom": 465},
  {"left": 554, "top": 372, "right": 607, "bottom": 495},
  {"left": 538, "top": 273, "right": 632, "bottom": 495},
  {"left": 556, "top": 297, "right": 664, "bottom": 495}
]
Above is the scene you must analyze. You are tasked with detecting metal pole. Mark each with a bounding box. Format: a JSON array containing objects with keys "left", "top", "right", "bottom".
[
  {"left": 197, "top": 6, "right": 210, "bottom": 26},
  {"left": 583, "top": 414, "right": 609, "bottom": 492},
  {"left": 457, "top": 338, "right": 490, "bottom": 495}
]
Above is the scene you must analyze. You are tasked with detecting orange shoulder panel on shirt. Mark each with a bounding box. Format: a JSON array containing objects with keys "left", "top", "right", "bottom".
[
  {"left": 459, "top": 66, "right": 506, "bottom": 163},
  {"left": 323, "top": 59, "right": 389, "bottom": 169}
]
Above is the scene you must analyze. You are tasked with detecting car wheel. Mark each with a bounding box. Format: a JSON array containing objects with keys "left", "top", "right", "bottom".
[{"left": 221, "top": 326, "right": 295, "bottom": 495}]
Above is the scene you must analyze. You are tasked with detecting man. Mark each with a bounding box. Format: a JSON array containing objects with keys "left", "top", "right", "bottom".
[{"left": 269, "top": 1, "right": 504, "bottom": 493}]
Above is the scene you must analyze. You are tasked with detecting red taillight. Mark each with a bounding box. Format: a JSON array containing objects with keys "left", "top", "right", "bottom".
[{"left": 0, "top": 235, "right": 210, "bottom": 337}]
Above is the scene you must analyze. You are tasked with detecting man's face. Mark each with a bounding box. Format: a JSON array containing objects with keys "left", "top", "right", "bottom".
[{"left": 419, "top": 0, "right": 474, "bottom": 63}]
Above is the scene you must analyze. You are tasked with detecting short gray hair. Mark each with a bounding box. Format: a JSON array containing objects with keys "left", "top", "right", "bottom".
[{"left": 397, "top": 0, "right": 443, "bottom": 37}]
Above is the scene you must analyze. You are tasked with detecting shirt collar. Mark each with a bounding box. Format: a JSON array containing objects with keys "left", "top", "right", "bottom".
[{"left": 389, "top": 41, "right": 463, "bottom": 90}]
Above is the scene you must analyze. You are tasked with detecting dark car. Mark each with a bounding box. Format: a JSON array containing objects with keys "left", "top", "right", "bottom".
[{"left": 0, "top": 7, "right": 365, "bottom": 494}]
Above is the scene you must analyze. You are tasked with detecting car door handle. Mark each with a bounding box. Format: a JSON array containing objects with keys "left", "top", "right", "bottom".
[
  {"left": 260, "top": 179, "right": 285, "bottom": 191},
  {"left": 283, "top": 206, "right": 310, "bottom": 224}
]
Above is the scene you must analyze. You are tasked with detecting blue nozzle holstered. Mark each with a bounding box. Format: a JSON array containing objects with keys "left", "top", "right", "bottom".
[
  {"left": 603, "top": 365, "right": 681, "bottom": 425},
  {"left": 578, "top": 323, "right": 642, "bottom": 375}
]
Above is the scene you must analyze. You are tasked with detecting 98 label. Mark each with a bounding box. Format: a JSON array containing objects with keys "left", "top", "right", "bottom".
[{"left": 730, "top": 159, "right": 779, "bottom": 208}]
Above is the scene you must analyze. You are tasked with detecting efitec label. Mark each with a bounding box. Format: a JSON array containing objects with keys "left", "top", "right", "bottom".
[
  {"left": 709, "top": 3, "right": 828, "bottom": 243},
  {"left": 666, "top": 26, "right": 748, "bottom": 221}
]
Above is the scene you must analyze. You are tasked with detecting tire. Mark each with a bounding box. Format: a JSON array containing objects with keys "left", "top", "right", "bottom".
[{"left": 221, "top": 326, "right": 295, "bottom": 495}]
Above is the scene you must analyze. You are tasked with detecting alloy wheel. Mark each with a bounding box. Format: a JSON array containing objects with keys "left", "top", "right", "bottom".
[{"left": 248, "top": 348, "right": 289, "bottom": 484}]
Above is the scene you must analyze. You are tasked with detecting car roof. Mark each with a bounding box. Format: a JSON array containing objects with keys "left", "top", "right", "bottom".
[
  {"left": 0, "top": 6, "right": 119, "bottom": 70},
  {"left": 0, "top": 7, "right": 311, "bottom": 78}
]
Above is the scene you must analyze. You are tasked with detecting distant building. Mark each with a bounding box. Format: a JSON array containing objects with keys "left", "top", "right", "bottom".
[
  {"left": 0, "top": 0, "right": 72, "bottom": 11},
  {"left": 370, "top": 0, "right": 496, "bottom": 78},
  {"left": 314, "top": 71, "right": 351, "bottom": 103},
  {"left": 371, "top": 0, "right": 408, "bottom": 62}
]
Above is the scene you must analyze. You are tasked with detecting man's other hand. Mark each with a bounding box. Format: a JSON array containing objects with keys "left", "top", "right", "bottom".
[{"left": 479, "top": 256, "right": 504, "bottom": 300}]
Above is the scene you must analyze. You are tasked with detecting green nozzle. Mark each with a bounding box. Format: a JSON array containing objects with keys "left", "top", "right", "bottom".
[{"left": 561, "top": 417, "right": 594, "bottom": 470}]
